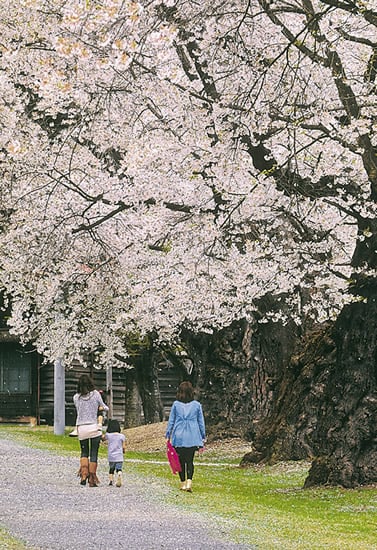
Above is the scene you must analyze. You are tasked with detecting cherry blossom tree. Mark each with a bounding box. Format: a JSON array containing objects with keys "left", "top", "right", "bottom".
[
  {"left": 2, "top": 0, "right": 373, "bottom": 366},
  {"left": 0, "top": 0, "right": 376, "bottom": 486}
]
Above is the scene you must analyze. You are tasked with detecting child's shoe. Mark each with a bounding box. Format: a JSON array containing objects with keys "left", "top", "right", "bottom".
[{"left": 116, "top": 472, "right": 123, "bottom": 487}]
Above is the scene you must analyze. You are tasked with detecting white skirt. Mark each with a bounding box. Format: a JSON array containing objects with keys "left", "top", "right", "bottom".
[{"left": 77, "top": 423, "right": 101, "bottom": 440}]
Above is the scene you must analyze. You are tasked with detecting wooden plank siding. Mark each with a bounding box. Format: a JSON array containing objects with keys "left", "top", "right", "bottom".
[
  {"left": 39, "top": 363, "right": 109, "bottom": 426},
  {"left": 157, "top": 363, "right": 182, "bottom": 420},
  {"left": 38, "top": 363, "right": 143, "bottom": 427},
  {"left": 0, "top": 330, "right": 183, "bottom": 428}
]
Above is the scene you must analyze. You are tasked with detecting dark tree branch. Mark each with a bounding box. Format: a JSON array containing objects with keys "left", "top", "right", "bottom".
[{"left": 320, "top": 0, "right": 377, "bottom": 26}]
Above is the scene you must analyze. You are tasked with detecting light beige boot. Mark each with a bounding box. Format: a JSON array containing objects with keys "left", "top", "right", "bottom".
[
  {"left": 180, "top": 480, "right": 187, "bottom": 491},
  {"left": 186, "top": 479, "right": 192, "bottom": 492}
]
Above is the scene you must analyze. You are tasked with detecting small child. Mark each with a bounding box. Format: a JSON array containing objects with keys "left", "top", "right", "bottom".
[{"left": 103, "top": 419, "right": 126, "bottom": 487}]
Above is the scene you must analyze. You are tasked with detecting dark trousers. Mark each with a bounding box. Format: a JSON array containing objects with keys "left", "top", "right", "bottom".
[
  {"left": 80, "top": 436, "right": 101, "bottom": 463},
  {"left": 175, "top": 446, "right": 196, "bottom": 482}
]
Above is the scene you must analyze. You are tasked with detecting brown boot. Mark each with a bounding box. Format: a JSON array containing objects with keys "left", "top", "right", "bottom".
[
  {"left": 78, "top": 457, "right": 89, "bottom": 486},
  {"left": 88, "top": 462, "right": 100, "bottom": 487}
]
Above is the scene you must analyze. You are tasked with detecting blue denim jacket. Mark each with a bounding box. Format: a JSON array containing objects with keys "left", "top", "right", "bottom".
[{"left": 166, "top": 400, "right": 206, "bottom": 448}]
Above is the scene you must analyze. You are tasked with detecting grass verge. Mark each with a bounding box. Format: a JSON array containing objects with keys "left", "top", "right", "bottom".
[
  {"left": 0, "top": 528, "right": 29, "bottom": 550},
  {"left": 1, "top": 425, "right": 376, "bottom": 549}
]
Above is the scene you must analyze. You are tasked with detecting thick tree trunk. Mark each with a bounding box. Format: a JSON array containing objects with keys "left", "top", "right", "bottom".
[
  {"left": 304, "top": 297, "right": 377, "bottom": 487},
  {"left": 134, "top": 348, "right": 164, "bottom": 424},
  {"left": 181, "top": 318, "right": 299, "bottom": 441},
  {"left": 123, "top": 368, "right": 144, "bottom": 428},
  {"left": 240, "top": 323, "right": 337, "bottom": 464},
  {"left": 240, "top": 299, "right": 377, "bottom": 488},
  {"left": 123, "top": 344, "right": 165, "bottom": 426}
]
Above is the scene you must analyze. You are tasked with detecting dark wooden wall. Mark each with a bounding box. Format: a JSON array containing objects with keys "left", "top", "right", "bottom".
[
  {"left": 38, "top": 361, "right": 182, "bottom": 428},
  {"left": 0, "top": 332, "right": 182, "bottom": 427}
]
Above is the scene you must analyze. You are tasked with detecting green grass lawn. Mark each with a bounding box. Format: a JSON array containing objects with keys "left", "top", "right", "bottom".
[
  {"left": 0, "top": 528, "right": 28, "bottom": 550},
  {"left": 1, "top": 426, "right": 376, "bottom": 549}
]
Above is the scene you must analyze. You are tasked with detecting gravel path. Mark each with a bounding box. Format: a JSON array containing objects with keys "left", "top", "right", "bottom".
[{"left": 0, "top": 436, "right": 255, "bottom": 550}]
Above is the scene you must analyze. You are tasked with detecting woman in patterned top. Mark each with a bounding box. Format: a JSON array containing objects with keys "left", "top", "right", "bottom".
[{"left": 73, "top": 374, "right": 109, "bottom": 487}]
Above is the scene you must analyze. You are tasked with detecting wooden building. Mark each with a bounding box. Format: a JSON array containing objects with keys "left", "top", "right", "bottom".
[
  {"left": 0, "top": 326, "right": 183, "bottom": 427},
  {"left": 37, "top": 359, "right": 183, "bottom": 427},
  {"left": 0, "top": 294, "right": 187, "bottom": 426}
]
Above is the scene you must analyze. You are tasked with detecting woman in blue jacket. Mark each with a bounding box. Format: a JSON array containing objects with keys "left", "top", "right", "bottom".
[{"left": 165, "top": 381, "right": 206, "bottom": 492}]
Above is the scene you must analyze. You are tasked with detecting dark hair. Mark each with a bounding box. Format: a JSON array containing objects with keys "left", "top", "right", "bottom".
[
  {"left": 107, "top": 419, "right": 121, "bottom": 433},
  {"left": 176, "top": 381, "right": 194, "bottom": 403},
  {"left": 77, "top": 374, "right": 95, "bottom": 395}
]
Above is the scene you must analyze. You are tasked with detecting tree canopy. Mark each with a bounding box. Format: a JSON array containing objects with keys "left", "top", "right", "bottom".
[{"left": 0, "top": 0, "right": 375, "bottom": 366}]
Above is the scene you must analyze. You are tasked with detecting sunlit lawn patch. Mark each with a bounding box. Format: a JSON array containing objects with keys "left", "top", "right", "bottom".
[
  {"left": 126, "top": 449, "right": 377, "bottom": 549},
  {"left": 0, "top": 527, "right": 28, "bottom": 549}
]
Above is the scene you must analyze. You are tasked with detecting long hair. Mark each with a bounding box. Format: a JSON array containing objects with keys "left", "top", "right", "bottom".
[
  {"left": 176, "top": 381, "right": 194, "bottom": 403},
  {"left": 77, "top": 374, "right": 95, "bottom": 395},
  {"left": 107, "top": 419, "right": 121, "bottom": 433}
]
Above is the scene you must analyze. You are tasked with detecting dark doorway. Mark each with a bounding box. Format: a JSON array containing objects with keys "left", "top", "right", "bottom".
[{"left": 0, "top": 343, "right": 36, "bottom": 420}]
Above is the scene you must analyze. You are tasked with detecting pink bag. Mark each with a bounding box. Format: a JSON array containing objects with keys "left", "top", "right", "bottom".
[{"left": 166, "top": 441, "right": 182, "bottom": 474}]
